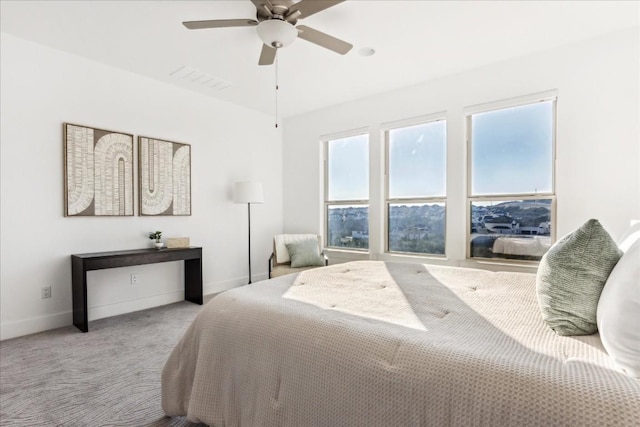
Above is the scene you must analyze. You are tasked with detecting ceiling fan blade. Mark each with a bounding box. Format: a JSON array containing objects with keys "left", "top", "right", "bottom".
[
  {"left": 296, "top": 25, "right": 352, "bottom": 55},
  {"left": 285, "top": 10, "right": 301, "bottom": 23},
  {"left": 251, "top": 0, "right": 273, "bottom": 12},
  {"left": 288, "top": 0, "right": 345, "bottom": 19},
  {"left": 183, "top": 19, "right": 258, "bottom": 30},
  {"left": 259, "top": 44, "right": 277, "bottom": 66},
  {"left": 251, "top": 0, "right": 273, "bottom": 18}
]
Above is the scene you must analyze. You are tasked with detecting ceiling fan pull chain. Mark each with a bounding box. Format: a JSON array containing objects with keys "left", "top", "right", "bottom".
[{"left": 275, "top": 57, "right": 279, "bottom": 128}]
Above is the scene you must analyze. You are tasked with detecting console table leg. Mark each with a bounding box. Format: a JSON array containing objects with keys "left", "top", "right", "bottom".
[
  {"left": 72, "top": 259, "right": 88, "bottom": 332},
  {"left": 184, "top": 258, "right": 203, "bottom": 305}
]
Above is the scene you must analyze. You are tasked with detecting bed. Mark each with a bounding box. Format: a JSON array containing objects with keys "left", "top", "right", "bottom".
[{"left": 161, "top": 261, "right": 640, "bottom": 426}]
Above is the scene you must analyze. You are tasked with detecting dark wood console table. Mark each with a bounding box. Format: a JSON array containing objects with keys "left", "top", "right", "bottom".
[{"left": 71, "top": 247, "right": 203, "bottom": 332}]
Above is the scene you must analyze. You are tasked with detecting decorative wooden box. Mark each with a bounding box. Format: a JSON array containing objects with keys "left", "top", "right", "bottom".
[{"left": 167, "top": 237, "right": 190, "bottom": 248}]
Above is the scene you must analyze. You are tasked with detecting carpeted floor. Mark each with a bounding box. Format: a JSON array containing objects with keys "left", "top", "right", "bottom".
[{"left": 0, "top": 296, "right": 216, "bottom": 426}]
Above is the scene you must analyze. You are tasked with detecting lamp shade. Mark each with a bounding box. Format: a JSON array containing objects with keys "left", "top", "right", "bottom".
[
  {"left": 256, "top": 19, "right": 297, "bottom": 48},
  {"left": 234, "top": 181, "right": 264, "bottom": 204}
]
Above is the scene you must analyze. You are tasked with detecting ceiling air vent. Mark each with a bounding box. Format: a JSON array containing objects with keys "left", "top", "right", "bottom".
[{"left": 169, "top": 66, "right": 231, "bottom": 91}]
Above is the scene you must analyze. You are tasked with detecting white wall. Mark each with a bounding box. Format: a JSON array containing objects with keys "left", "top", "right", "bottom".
[
  {"left": 283, "top": 28, "right": 640, "bottom": 269},
  {"left": 0, "top": 34, "right": 283, "bottom": 340}
]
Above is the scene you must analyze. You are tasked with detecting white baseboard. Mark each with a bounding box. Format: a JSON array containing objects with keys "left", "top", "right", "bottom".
[
  {"left": 0, "top": 274, "right": 267, "bottom": 341},
  {"left": 0, "top": 311, "right": 73, "bottom": 341},
  {"left": 204, "top": 274, "right": 265, "bottom": 295},
  {"left": 87, "top": 289, "right": 186, "bottom": 321}
]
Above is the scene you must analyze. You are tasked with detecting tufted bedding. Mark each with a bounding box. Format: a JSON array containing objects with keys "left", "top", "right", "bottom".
[{"left": 161, "top": 261, "right": 640, "bottom": 426}]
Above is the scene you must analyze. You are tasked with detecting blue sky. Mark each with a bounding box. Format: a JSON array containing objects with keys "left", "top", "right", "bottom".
[
  {"left": 389, "top": 120, "right": 446, "bottom": 198},
  {"left": 328, "top": 100, "right": 553, "bottom": 201},
  {"left": 472, "top": 101, "right": 554, "bottom": 195},
  {"left": 327, "top": 134, "right": 369, "bottom": 201}
]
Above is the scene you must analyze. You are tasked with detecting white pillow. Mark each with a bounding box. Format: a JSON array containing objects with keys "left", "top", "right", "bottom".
[
  {"left": 617, "top": 220, "right": 640, "bottom": 252},
  {"left": 596, "top": 239, "right": 640, "bottom": 378}
]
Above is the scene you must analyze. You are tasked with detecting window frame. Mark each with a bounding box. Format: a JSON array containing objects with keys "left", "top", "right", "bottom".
[
  {"left": 383, "top": 114, "right": 447, "bottom": 257},
  {"left": 323, "top": 129, "right": 370, "bottom": 252},
  {"left": 465, "top": 92, "right": 558, "bottom": 263}
]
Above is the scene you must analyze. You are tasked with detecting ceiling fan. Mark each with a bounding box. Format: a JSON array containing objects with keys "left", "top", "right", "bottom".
[{"left": 182, "top": 0, "right": 353, "bottom": 65}]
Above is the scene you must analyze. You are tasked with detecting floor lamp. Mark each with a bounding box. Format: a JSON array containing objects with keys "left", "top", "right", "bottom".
[{"left": 234, "top": 181, "right": 264, "bottom": 284}]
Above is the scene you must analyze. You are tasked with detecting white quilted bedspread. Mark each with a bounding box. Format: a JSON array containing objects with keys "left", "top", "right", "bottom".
[{"left": 161, "top": 261, "right": 640, "bottom": 426}]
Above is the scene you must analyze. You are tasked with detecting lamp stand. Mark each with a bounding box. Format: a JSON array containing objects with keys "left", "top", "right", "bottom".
[
  {"left": 234, "top": 181, "right": 263, "bottom": 284},
  {"left": 247, "top": 203, "right": 252, "bottom": 284}
]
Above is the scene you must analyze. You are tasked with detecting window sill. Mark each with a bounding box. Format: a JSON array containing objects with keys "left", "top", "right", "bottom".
[
  {"left": 323, "top": 248, "right": 370, "bottom": 260},
  {"left": 459, "top": 259, "right": 539, "bottom": 273},
  {"left": 380, "top": 252, "right": 449, "bottom": 264}
]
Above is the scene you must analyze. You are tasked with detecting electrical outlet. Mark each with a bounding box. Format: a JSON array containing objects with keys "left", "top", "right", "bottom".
[
  {"left": 130, "top": 273, "right": 138, "bottom": 285},
  {"left": 41, "top": 286, "right": 52, "bottom": 299}
]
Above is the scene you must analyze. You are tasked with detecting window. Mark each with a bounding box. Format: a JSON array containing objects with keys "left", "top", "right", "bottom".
[
  {"left": 467, "top": 96, "right": 556, "bottom": 262},
  {"left": 385, "top": 118, "right": 447, "bottom": 255},
  {"left": 324, "top": 133, "right": 369, "bottom": 250}
]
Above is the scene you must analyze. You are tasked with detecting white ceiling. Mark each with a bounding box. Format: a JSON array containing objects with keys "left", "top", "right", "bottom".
[{"left": 1, "top": 1, "right": 638, "bottom": 118}]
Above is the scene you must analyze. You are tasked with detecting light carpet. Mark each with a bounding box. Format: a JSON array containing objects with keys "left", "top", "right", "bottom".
[{"left": 0, "top": 296, "right": 216, "bottom": 426}]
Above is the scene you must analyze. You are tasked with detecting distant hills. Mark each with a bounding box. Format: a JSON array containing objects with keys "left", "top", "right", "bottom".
[{"left": 327, "top": 199, "right": 552, "bottom": 257}]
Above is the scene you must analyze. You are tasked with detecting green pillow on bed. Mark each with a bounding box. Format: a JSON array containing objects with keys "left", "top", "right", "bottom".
[
  {"left": 536, "top": 219, "right": 622, "bottom": 336},
  {"left": 285, "top": 239, "right": 325, "bottom": 268}
]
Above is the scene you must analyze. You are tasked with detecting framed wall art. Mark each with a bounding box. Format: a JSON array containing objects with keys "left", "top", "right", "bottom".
[
  {"left": 138, "top": 136, "right": 191, "bottom": 216},
  {"left": 64, "top": 123, "right": 134, "bottom": 216}
]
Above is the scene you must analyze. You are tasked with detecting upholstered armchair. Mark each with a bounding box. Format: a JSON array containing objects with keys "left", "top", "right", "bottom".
[{"left": 268, "top": 234, "right": 329, "bottom": 279}]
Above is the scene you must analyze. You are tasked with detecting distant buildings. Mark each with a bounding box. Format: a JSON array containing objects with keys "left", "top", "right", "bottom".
[
  {"left": 472, "top": 203, "right": 551, "bottom": 237},
  {"left": 328, "top": 201, "right": 550, "bottom": 253}
]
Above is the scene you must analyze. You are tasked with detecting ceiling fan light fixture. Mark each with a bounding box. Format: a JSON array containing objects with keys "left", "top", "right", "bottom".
[{"left": 257, "top": 19, "right": 297, "bottom": 48}]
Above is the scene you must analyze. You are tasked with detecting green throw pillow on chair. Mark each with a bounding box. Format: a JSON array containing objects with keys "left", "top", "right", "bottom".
[{"left": 286, "top": 239, "right": 325, "bottom": 268}]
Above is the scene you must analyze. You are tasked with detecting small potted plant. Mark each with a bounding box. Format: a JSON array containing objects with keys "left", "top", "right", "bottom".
[{"left": 149, "top": 231, "right": 163, "bottom": 249}]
